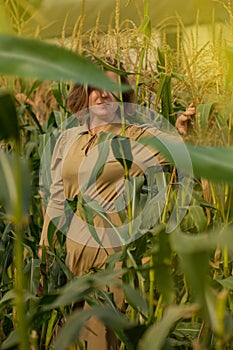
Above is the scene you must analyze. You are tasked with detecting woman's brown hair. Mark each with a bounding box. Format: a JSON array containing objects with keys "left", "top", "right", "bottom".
[{"left": 66, "top": 57, "right": 135, "bottom": 119}]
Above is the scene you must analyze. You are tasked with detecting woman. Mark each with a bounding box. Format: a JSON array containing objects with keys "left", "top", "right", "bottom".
[{"left": 39, "top": 57, "right": 195, "bottom": 349}]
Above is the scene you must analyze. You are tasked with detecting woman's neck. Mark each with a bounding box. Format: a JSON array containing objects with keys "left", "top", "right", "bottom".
[
  {"left": 89, "top": 115, "right": 121, "bottom": 134},
  {"left": 89, "top": 123, "right": 110, "bottom": 134}
]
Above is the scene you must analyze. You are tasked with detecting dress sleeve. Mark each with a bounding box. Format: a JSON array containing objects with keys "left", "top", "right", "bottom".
[
  {"left": 39, "top": 132, "right": 66, "bottom": 247},
  {"left": 137, "top": 125, "right": 181, "bottom": 166}
]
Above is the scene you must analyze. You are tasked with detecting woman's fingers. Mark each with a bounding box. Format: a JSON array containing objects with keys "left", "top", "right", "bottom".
[
  {"left": 184, "top": 103, "right": 196, "bottom": 117},
  {"left": 175, "top": 104, "right": 196, "bottom": 135},
  {"left": 175, "top": 115, "right": 189, "bottom": 135}
]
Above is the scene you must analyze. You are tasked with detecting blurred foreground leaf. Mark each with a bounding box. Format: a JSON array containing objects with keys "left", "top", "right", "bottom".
[
  {"left": 0, "top": 91, "right": 19, "bottom": 141},
  {"left": 171, "top": 230, "right": 214, "bottom": 320},
  {"left": 53, "top": 305, "right": 132, "bottom": 350},
  {"left": 0, "top": 151, "right": 31, "bottom": 221},
  {"left": 138, "top": 304, "right": 199, "bottom": 350},
  {"left": 1, "top": 330, "right": 19, "bottom": 350},
  {"left": 0, "top": 34, "right": 129, "bottom": 92},
  {"left": 140, "top": 137, "right": 233, "bottom": 186}
]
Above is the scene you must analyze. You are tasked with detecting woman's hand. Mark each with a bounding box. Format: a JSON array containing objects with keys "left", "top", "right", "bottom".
[{"left": 175, "top": 103, "right": 196, "bottom": 135}]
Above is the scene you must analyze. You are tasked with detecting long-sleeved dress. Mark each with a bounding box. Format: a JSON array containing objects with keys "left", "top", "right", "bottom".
[{"left": 39, "top": 121, "right": 172, "bottom": 349}]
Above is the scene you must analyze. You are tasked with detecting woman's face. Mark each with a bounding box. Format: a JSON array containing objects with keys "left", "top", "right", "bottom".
[{"left": 88, "top": 71, "right": 120, "bottom": 122}]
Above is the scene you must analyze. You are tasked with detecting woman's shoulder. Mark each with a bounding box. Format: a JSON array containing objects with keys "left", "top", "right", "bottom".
[
  {"left": 58, "top": 124, "right": 87, "bottom": 143},
  {"left": 125, "top": 123, "right": 160, "bottom": 139},
  {"left": 61, "top": 124, "right": 88, "bottom": 138},
  {"left": 55, "top": 125, "right": 88, "bottom": 156}
]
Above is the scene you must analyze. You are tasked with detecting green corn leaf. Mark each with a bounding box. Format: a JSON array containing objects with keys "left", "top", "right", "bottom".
[
  {"left": 25, "top": 79, "right": 42, "bottom": 100},
  {"left": 0, "top": 91, "right": 19, "bottom": 141},
  {"left": 82, "top": 198, "right": 105, "bottom": 247},
  {"left": 0, "top": 289, "right": 16, "bottom": 308},
  {"left": 128, "top": 175, "right": 145, "bottom": 219},
  {"left": 217, "top": 276, "right": 233, "bottom": 290},
  {"left": 24, "top": 257, "right": 41, "bottom": 295},
  {"left": 157, "top": 47, "right": 166, "bottom": 72},
  {"left": 47, "top": 218, "right": 60, "bottom": 251},
  {"left": 151, "top": 230, "right": 175, "bottom": 306},
  {"left": 51, "top": 82, "right": 65, "bottom": 108},
  {"left": 1, "top": 330, "right": 19, "bottom": 350},
  {"left": 140, "top": 187, "right": 167, "bottom": 232},
  {"left": 42, "top": 277, "right": 93, "bottom": 311},
  {"left": 53, "top": 305, "right": 131, "bottom": 350},
  {"left": 0, "top": 151, "right": 31, "bottom": 221},
  {"left": 42, "top": 269, "right": 123, "bottom": 310},
  {"left": 196, "top": 102, "right": 216, "bottom": 131},
  {"left": 25, "top": 104, "right": 44, "bottom": 134},
  {"left": 84, "top": 132, "right": 113, "bottom": 191},
  {"left": 138, "top": 304, "right": 199, "bottom": 350},
  {"left": 155, "top": 73, "right": 168, "bottom": 108},
  {"left": 112, "top": 135, "right": 133, "bottom": 171},
  {"left": 82, "top": 195, "right": 124, "bottom": 246},
  {"left": 123, "top": 284, "right": 149, "bottom": 316},
  {"left": 139, "top": 15, "right": 152, "bottom": 38},
  {"left": 187, "top": 205, "right": 208, "bottom": 233},
  {"left": 139, "top": 136, "right": 233, "bottom": 186},
  {"left": 0, "top": 34, "right": 129, "bottom": 92},
  {"left": 91, "top": 54, "right": 133, "bottom": 75},
  {"left": 170, "top": 231, "right": 217, "bottom": 324},
  {"left": 45, "top": 309, "right": 59, "bottom": 347}
]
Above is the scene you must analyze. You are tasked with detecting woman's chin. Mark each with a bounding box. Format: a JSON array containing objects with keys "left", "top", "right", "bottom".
[{"left": 89, "top": 104, "right": 119, "bottom": 121}]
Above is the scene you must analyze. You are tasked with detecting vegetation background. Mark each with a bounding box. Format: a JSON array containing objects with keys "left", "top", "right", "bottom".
[{"left": 1, "top": 0, "right": 233, "bottom": 349}]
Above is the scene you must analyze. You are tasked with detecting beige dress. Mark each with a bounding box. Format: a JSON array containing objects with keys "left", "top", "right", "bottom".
[{"left": 40, "top": 122, "right": 171, "bottom": 349}]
